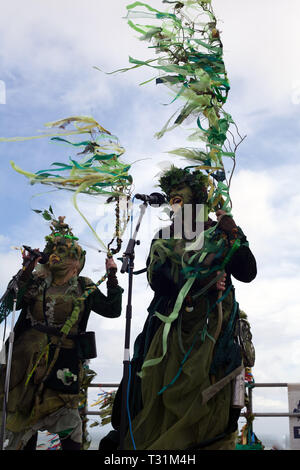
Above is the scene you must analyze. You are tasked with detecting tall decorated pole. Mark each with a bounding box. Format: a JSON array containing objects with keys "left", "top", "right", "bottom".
[{"left": 99, "top": 1, "right": 249, "bottom": 449}]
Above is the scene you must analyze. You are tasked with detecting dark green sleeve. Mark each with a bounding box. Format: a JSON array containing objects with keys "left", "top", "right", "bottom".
[
  {"left": 225, "top": 226, "right": 257, "bottom": 283},
  {"left": 88, "top": 285, "right": 124, "bottom": 318}
]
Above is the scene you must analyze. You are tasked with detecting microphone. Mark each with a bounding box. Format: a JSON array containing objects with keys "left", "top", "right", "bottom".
[
  {"left": 134, "top": 192, "right": 166, "bottom": 207},
  {"left": 23, "top": 245, "right": 49, "bottom": 264}
]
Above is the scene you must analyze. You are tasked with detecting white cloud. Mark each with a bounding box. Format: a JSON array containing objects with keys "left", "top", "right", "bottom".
[
  {"left": 221, "top": 164, "right": 300, "bottom": 385},
  {"left": 1, "top": 0, "right": 298, "bottom": 131},
  {"left": 204, "top": 0, "right": 300, "bottom": 140},
  {"left": 0, "top": 1, "right": 164, "bottom": 79},
  {"left": 230, "top": 165, "right": 300, "bottom": 272},
  {"left": 254, "top": 393, "right": 288, "bottom": 413},
  {"left": 59, "top": 73, "right": 114, "bottom": 113},
  {"left": 0, "top": 234, "right": 9, "bottom": 245},
  {"left": 0, "top": 250, "right": 20, "bottom": 289}
]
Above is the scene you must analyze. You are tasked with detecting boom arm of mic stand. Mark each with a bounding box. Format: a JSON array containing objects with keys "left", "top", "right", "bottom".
[
  {"left": 120, "top": 239, "right": 137, "bottom": 274},
  {"left": 119, "top": 202, "right": 147, "bottom": 450},
  {"left": 120, "top": 202, "right": 147, "bottom": 274}
]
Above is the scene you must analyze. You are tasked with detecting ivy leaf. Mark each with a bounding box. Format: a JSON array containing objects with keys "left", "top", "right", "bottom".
[{"left": 42, "top": 210, "right": 52, "bottom": 221}]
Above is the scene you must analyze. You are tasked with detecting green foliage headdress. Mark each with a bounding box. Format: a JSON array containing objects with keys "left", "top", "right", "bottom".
[
  {"left": 158, "top": 165, "right": 208, "bottom": 204},
  {"left": 43, "top": 214, "right": 86, "bottom": 269}
]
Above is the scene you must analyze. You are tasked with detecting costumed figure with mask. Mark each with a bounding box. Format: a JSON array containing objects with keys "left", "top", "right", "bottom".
[
  {"left": 101, "top": 166, "right": 256, "bottom": 451},
  {"left": 0, "top": 216, "right": 123, "bottom": 450}
]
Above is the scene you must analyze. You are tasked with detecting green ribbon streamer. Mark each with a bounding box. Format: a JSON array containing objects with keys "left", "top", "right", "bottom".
[
  {"left": 120, "top": 0, "right": 242, "bottom": 207},
  {"left": 139, "top": 276, "right": 196, "bottom": 376}
]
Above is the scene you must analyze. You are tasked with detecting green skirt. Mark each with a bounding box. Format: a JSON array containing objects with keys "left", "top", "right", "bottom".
[
  {"left": 0, "top": 328, "right": 82, "bottom": 434},
  {"left": 124, "top": 290, "right": 237, "bottom": 450}
]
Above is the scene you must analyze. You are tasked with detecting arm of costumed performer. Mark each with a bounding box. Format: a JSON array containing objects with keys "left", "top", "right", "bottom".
[
  {"left": 3, "top": 248, "right": 44, "bottom": 341},
  {"left": 79, "top": 257, "right": 123, "bottom": 333},
  {"left": 215, "top": 210, "right": 257, "bottom": 283}
]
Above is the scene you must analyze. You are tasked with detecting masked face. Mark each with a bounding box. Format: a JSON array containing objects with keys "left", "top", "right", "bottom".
[
  {"left": 48, "top": 243, "right": 81, "bottom": 276},
  {"left": 169, "top": 184, "right": 193, "bottom": 213}
]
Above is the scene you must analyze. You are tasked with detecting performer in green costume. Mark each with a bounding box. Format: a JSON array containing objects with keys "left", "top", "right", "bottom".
[
  {"left": 101, "top": 166, "right": 256, "bottom": 450},
  {"left": 0, "top": 216, "right": 123, "bottom": 450}
]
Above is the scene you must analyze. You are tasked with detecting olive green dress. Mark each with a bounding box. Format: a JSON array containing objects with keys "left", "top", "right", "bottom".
[
  {"left": 121, "top": 227, "right": 256, "bottom": 450},
  {"left": 0, "top": 272, "right": 123, "bottom": 449}
]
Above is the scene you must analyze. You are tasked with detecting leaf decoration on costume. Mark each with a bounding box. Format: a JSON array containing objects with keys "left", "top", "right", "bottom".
[
  {"left": 99, "top": 0, "right": 246, "bottom": 214},
  {"left": 5, "top": 116, "right": 133, "bottom": 253},
  {"left": 91, "top": 389, "right": 116, "bottom": 426}
]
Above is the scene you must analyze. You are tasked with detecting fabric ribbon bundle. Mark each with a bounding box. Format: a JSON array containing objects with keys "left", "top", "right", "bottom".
[
  {"left": 1, "top": 116, "right": 133, "bottom": 253},
  {"left": 10, "top": 116, "right": 131, "bottom": 197},
  {"left": 102, "top": 0, "right": 245, "bottom": 214},
  {"left": 0, "top": 117, "right": 132, "bottom": 325}
]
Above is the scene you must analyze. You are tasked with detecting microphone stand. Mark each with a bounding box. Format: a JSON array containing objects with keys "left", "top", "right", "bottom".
[
  {"left": 0, "top": 253, "right": 39, "bottom": 450},
  {"left": 119, "top": 201, "right": 148, "bottom": 451}
]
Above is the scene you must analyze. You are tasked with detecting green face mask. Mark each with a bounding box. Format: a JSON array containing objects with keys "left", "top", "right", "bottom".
[
  {"left": 46, "top": 240, "right": 85, "bottom": 273},
  {"left": 169, "top": 185, "right": 194, "bottom": 208},
  {"left": 43, "top": 216, "right": 86, "bottom": 273}
]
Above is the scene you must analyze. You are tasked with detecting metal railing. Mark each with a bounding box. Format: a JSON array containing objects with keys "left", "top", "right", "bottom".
[
  {"left": 242, "top": 383, "right": 300, "bottom": 418},
  {"left": 85, "top": 382, "right": 300, "bottom": 418}
]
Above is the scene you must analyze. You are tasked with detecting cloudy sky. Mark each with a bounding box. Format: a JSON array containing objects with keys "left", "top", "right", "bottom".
[{"left": 1, "top": 0, "right": 300, "bottom": 447}]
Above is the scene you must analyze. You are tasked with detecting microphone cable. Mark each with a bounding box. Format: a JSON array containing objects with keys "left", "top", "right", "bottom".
[{"left": 127, "top": 362, "right": 137, "bottom": 450}]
